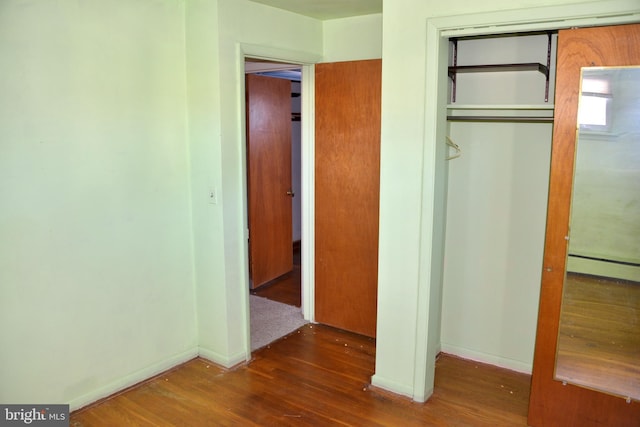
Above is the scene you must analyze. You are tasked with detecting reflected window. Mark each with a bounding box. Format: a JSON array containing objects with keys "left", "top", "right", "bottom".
[{"left": 578, "top": 77, "right": 612, "bottom": 131}]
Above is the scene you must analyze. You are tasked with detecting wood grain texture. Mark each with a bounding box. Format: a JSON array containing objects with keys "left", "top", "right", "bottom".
[
  {"left": 556, "top": 273, "right": 640, "bottom": 401},
  {"left": 251, "top": 244, "right": 301, "bottom": 307},
  {"left": 71, "top": 324, "right": 531, "bottom": 426},
  {"left": 314, "top": 59, "right": 381, "bottom": 338},
  {"left": 246, "top": 74, "right": 293, "bottom": 288},
  {"left": 528, "top": 24, "right": 640, "bottom": 427}
]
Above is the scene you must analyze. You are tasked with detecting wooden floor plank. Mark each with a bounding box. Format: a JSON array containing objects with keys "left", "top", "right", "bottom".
[{"left": 71, "top": 324, "right": 530, "bottom": 426}]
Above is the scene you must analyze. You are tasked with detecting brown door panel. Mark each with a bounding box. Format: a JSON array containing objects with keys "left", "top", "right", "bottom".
[
  {"left": 246, "top": 74, "right": 293, "bottom": 288},
  {"left": 315, "top": 60, "right": 382, "bottom": 338}
]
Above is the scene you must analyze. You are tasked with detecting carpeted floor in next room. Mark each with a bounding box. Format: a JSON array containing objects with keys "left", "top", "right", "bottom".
[
  {"left": 250, "top": 295, "right": 308, "bottom": 351},
  {"left": 250, "top": 245, "right": 305, "bottom": 351}
]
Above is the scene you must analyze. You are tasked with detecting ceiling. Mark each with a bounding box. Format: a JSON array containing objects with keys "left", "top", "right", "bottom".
[{"left": 248, "top": 0, "right": 382, "bottom": 20}]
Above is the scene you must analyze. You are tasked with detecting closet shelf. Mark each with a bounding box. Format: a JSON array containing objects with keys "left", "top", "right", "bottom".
[
  {"left": 447, "top": 104, "right": 554, "bottom": 110},
  {"left": 449, "top": 32, "right": 553, "bottom": 103},
  {"left": 447, "top": 104, "right": 554, "bottom": 123},
  {"left": 447, "top": 115, "right": 553, "bottom": 123},
  {"left": 448, "top": 63, "right": 548, "bottom": 78}
]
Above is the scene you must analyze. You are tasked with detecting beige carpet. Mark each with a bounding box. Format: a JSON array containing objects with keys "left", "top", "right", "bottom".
[{"left": 250, "top": 295, "right": 308, "bottom": 351}]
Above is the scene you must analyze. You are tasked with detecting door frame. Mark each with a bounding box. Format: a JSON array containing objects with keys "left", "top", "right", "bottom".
[
  {"left": 239, "top": 44, "right": 318, "bottom": 355},
  {"left": 417, "top": 0, "right": 640, "bottom": 404}
]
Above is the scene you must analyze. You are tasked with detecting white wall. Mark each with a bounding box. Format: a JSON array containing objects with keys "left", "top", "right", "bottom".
[
  {"left": 0, "top": 0, "right": 197, "bottom": 409},
  {"left": 568, "top": 128, "right": 640, "bottom": 282},
  {"left": 323, "top": 14, "right": 382, "bottom": 62},
  {"left": 442, "top": 123, "right": 552, "bottom": 372},
  {"left": 185, "top": 0, "right": 233, "bottom": 364}
]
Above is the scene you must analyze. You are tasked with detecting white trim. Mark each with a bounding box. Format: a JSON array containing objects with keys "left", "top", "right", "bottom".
[
  {"left": 240, "top": 43, "right": 322, "bottom": 65},
  {"left": 436, "top": 0, "right": 640, "bottom": 38},
  {"left": 69, "top": 348, "right": 198, "bottom": 411},
  {"left": 238, "top": 43, "right": 317, "bottom": 353},
  {"left": 447, "top": 104, "right": 555, "bottom": 110},
  {"left": 238, "top": 43, "right": 253, "bottom": 364},
  {"left": 567, "top": 256, "right": 640, "bottom": 282},
  {"left": 244, "top": 62, "right": 302, "bottom": 73},
  {"left": 371, "top": 374, "right": 415, "bottom": 398},
  {"left": 198, "top": 346, "right": 247, "bottom": 369},
  {"left": 440, "top": 344, "right": 532, "bottom": 374},
  {"left": 411, "top": 20, "right": 450, "bottom": 404},
  {"left": 301, "top": 64, "right": 316, "bottom": 323}
]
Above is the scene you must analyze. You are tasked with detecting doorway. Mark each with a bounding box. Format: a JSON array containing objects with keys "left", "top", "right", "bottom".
[
  {"left": 243, "top": 58, "right": 382, "bottom": 349},
  {"left": 245, "top": 59, "right": 305, "bottom": 351}
]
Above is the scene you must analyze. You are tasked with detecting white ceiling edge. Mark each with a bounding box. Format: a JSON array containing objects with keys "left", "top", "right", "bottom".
[{"left": 248, "top": 0, "right": 382, "bottom": 20}]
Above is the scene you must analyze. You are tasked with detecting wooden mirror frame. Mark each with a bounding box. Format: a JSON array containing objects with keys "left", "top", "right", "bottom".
[{"left": 527, "top": 24, "right": 640, "bottom": 427}]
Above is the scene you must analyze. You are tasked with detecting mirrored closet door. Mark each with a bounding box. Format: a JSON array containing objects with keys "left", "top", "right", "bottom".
[{"left": 528, "top": 23, "right": 640, "bottom": 427}]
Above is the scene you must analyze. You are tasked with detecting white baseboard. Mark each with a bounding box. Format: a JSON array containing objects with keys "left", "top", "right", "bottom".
[
  {"left": 69, "top": 347, "right": 198, "bottom": 411},
  {"left": 440, "top": 344, "right": 532, "bottom": 374},
  {"left": 198, "top": 346, "right": 248, "bottom": 368},
  {"left": 567, "top": 256, "right": 640, "bottom": 282},
  {"left": 370, "top": 374, "right": 414, "bottom": 398}
]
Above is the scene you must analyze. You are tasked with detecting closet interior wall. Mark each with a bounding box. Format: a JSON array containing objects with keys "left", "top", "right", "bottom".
[{"left": 441, "top": 33, "right": 558, "bottom": 373}]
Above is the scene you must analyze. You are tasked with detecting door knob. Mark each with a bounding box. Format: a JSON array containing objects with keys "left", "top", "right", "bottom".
[{"left": 286, "top": 190, "right": 295, "bottom": 197}]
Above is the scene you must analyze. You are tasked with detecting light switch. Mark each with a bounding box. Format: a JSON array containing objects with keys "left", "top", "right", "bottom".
[{"left": 208, "top": 187, "right": 218, "bottom": 205}]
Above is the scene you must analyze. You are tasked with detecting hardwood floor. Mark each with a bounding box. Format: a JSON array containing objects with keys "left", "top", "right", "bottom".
[
  {"left": 251, "top": 245, "right": 301, "bottom": 307},
  {"left": 556, "top": 272, "right": 640, "bottom": 401},
  {"left": 70, "top": 324, "right": 531, "bottom": 426}
]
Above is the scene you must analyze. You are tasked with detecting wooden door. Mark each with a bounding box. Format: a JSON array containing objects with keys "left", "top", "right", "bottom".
[
  {"left": 528, "top": 24, "right": 640, "bottom": 426},
  {"left": 246, "top": 74, "right": 293, "bottom": 289},
  {"left": 315, "top": 59, "right": 381, "bottom": 338}
]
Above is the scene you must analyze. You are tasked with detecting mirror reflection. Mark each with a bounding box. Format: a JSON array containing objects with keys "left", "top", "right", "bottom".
[{"left": 555, "top": 67, "right": 640, "bottom": 401}]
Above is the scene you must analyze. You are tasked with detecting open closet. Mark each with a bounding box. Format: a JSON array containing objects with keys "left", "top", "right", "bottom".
[
  {"left": 439, "top": 24, "right": 639, "bottom": 425},
  {"left": 441, "top": 32, "right": 557, "bottom": 371}
]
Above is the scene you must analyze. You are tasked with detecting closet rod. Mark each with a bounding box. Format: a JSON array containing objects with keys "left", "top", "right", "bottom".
[{"left": 447, "top": 115, "right": 553, "bottom": 123}]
